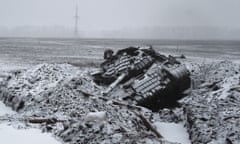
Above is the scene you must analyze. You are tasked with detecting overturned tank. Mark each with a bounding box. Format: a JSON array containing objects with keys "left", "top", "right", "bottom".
[{"left": 92, "top": 46, "right": 191, "bottom": 111}]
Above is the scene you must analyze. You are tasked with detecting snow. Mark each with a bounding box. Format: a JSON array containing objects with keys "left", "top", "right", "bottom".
[
  {"left": 154, "top": 122, "right": 191, "bottom": 144},
  {"left": 84, "top": 111, "right": 107, "bottom": 122},
  {"left": 0, "top": 124, "right": 61, "bottom": 144},
  {"left": 218, "top": 74, "right": 240, "bottom": 99},
  {"left": 0, "top": 101, "right": 61, "bottom": 144},
  {"left": 0, "top": 102, "right": 15, "bottom": 116}
]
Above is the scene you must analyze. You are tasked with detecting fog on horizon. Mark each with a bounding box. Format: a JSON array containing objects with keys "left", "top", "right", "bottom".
[{"left": 0, "top": 0, "right": 240, "bottom": 39}]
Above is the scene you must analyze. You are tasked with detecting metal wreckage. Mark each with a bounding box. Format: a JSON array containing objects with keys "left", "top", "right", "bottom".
[{"left": 92, "top": 46, "right": 191, "bottom": 111}]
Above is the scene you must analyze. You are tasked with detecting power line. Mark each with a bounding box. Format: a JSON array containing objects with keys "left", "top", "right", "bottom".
[{"left": 74, "top": 4, "right": 79, "bottom": 37}]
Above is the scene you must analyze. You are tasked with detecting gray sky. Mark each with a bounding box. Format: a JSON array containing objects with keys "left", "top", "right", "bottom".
[{"left": 1, "top": 0, "right": 240, "bottom": 38}]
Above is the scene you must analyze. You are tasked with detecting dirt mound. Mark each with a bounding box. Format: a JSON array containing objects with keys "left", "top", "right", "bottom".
[
  {"left": 0, "top": 63, "right": 176, "bottom": 144},
  {"left": 181, "top": 60, "right": 240, "bottom": 144}
]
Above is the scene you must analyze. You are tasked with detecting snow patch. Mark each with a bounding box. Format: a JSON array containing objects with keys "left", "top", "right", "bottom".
[
  {"left": 154, "top": 122, "right": 191, "bottom": 144},
  {"left": 84, "top": 111, "right": 106, "bottom": 122},
  {"left": 0, "top": 101, "right": 61, "bottom": 144},
  {"left": 218, "top": 74, "right": 240, "bottom": 99},
  {"left": 0, "top": 124, "right": 61, "bottom": 144},
  {"left": 0, "top": 101, "right": 15, "bottom": 116}
]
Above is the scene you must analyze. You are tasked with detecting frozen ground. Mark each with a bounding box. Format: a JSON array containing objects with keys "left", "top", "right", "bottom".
[
  {"left": 0, "top": 38, "right": 239, "bottom": 71},
  {"left": 0, "top": 38, "right": 239, "bottom": 144}
]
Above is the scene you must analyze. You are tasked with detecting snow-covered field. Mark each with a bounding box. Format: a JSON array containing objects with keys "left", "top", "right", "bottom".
[
  {"left": 0, "top": 38, "right": 239, "bottom": 144},
  {"left": 0, "top": 38, "right": 239, "bottom": 70}
]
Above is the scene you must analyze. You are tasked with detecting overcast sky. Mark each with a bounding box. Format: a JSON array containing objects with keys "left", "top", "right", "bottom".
[
  {"left": 0, "top": 0, "right": 240, "bottom": 29},
  {"left": 0, "top": 0, "right": 240, "bottom": 38}
]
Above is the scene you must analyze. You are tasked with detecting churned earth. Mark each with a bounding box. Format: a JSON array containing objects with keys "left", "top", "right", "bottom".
[{"left": 0, "top": 38, "right": 239, "bottom": 144}]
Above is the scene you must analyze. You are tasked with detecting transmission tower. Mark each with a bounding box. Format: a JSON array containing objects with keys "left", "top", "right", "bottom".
[{"left": 74, "top": 5, "right": 79, "bottom": 36}]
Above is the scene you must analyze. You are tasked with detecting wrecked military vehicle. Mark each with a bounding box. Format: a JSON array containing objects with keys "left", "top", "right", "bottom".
[{"left": 92, "top": 46, "right": 191, "bottom": 111}]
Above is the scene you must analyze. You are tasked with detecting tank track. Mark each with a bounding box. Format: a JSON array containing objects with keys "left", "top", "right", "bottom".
[{"left": 129, "top": 63, "right": 190, "bottom": 111}]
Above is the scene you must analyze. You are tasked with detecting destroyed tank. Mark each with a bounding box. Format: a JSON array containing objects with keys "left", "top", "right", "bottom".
[{"left": 92, "top": 46, "right": 191, "bottom": 111}]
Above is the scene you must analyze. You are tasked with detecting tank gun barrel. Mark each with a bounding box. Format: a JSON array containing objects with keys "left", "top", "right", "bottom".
[{"left": 103, "top": 73, "right": 127, "bottom": 95}]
